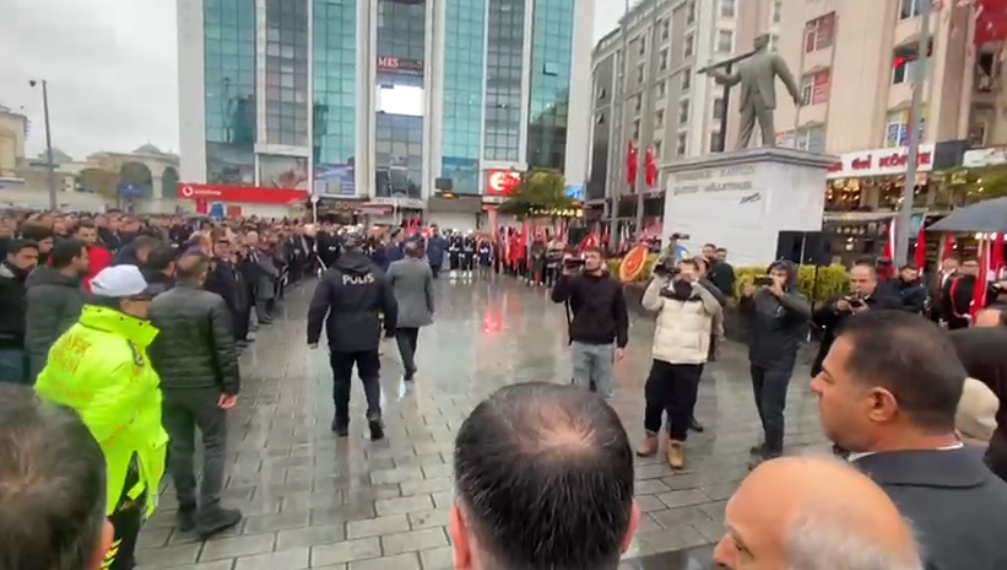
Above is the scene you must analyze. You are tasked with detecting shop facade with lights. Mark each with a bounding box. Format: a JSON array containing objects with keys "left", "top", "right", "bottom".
[{"left": 176, "top": 183, "right": 309, "bottom": 218}]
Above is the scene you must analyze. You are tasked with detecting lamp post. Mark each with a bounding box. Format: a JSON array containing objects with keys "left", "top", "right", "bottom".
[
  {"left": 29, "top": 79, "right": 57, "bottom": 211},
  {"left": 895, "top": 0, "right": 932, "bottom": 266}
]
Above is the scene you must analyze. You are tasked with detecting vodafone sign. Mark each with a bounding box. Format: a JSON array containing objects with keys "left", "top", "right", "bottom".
[
  {"left": 826, "top": 144, "right": 935, "bottom": 179},
  {"left": 177, "top": 183, "right": 309, "bottom": 204},
  {"left": 487, "top": 170, "right": 521, "bottom": 195}
]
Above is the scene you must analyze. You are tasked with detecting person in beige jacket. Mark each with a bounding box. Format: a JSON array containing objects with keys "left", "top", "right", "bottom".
[{"left": 637, "top": 258, "right": 723, "bottom": 469}]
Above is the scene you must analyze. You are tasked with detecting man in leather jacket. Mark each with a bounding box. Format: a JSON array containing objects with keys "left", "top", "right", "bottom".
[{"left": 148, "top": 252, "right": 242, "bottom": 538}]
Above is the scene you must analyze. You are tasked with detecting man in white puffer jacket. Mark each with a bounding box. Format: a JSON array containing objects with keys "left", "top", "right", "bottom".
[{"left": 637, "top": 258, "right": 723, "bottom": 470}]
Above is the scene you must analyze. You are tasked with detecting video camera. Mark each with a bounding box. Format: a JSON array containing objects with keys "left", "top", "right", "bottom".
[{"left": 562, "top": 254, "right": 586, "bottom": 271}]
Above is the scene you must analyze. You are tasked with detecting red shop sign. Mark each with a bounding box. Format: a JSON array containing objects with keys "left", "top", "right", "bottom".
[
  {"left": 486, "top": 170, "right": 521, "bottom": 195},
  {"left": 177, "top": 183, "right": 309, "bottom": 204},
  {"left": 826, "top": 144, "right": 935, "bottom": 179}
]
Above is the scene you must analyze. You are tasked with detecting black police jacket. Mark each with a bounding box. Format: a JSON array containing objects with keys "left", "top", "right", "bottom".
[{"left": 307, "top": 251, "right": 398, "bottom": 352}]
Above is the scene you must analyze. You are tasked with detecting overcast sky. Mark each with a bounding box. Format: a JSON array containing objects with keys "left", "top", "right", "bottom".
[{"left": 0, "top": 0, "right": 626, "bottom": 160}]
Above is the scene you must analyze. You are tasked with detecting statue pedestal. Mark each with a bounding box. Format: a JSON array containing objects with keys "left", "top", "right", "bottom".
[{"left": 660, "top": 147, "right": 836, "bottom": 267}]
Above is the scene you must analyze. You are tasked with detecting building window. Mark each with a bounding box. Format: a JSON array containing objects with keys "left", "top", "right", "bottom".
[
  {"left": 632, "top": 118, "right": 641, "bottom": 140},
  {"left": 638, "top": 35, "right": 646, "bottom": 55},
  {"left": 772, "top": 0, "right": 782, "bottom": 24},
  {"left": 686, "top": 0, "right": 695, "bottom": 25},
  {"left": 804, "top": 13, "right": 835, "bottom": 52},
  {"left": 712, "top": 98, "right": 724, "bottom": 121},
  {"left": 681, "top": 68, "right": 691, "bottom": 91},
  {"left": 717, "top": 30, "right": 734, "bottom": 53},
  {"left": 676, "top": 132, "right": 688, "bottom": 156},
  {"left": 659, "top": 48, "right": 669, "bottom": 71},
  {"left": 662, "top": 19, "right": 670, "bottom": 41},
  {"left": 596, "top": 86, "right": 607, "bottom": 101},
  {"left": 679, "top": 99, "right": 690, "bottom": 123},
  {"left": 788, "top": 126, "right": 826, "bottom": 152},
  {"left": 801, "top": 70, "right": 831, "bottom": 105},
  {"left": 900, "top": 0, "right": 925, "bottom": 20},
  {"left": 892, "top": 40, "right": 932, "bottom": 85},
  {"left": 656, "top": 80, "right": 666, "bottom": 99},
  {"left": 634, "top": 94, "right": 642, "bottom": 113},
  {"left": 721, "top": 0, "right": 736, "bottom": 18},
  {"left": 710, "top": 131, "right": 723, "bottom": 152},
  {"left": 684, "top": 34, "right": 694, "bottom": 58},
  {"left": 884, "top": 109, "right": 926, "bottom": 147},
  {"left": 655, "top": 109, "right": 665, "bottom": 128},
  {"left": 637, "top": 62, "right": 645, "bottom": 83},
  {"left": 654, "top": 139, "right": 663, "bottom": 159}
]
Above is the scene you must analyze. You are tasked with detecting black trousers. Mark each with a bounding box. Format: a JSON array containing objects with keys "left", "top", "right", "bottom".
[
  {"left": 643, "top": 360, "right": 702, "bottom": 441},
  {"left": 429, "top": 262, "right": 440, "bottom": 279},
  {"left": 104, "top": 457, "right": 145, "bottom": 570},
  {"left": 330, "top": 349, "right": 382, "bottom": 426},
  {"left": 395, "top": 327, "right": 419, "bottom": 380},
  {"left": 750, "top": 363, "right": 793, "bottom": 455},
  {"left": 162, "top": 388, "right": 228, "bottom": 511}
]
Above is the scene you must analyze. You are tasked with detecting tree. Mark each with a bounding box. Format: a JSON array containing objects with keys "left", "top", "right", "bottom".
[
  {"left": 497, "top": 168, "right": 575, "bottom": 218},
  {"left": 77, "top": 167, "right": 118, "bottom": 198}
]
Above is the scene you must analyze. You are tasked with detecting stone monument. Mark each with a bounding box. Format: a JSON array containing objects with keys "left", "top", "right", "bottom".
[{"left": 702, "top": 33, "right": 802, "bottom": 150}]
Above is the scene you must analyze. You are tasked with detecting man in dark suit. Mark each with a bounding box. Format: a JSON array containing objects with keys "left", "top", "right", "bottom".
[{"left": 811, "top": 309, "right": 1007, "bottom": 570}]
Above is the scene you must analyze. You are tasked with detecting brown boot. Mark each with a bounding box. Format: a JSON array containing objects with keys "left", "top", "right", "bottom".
[
  {"left": 666, "top": 440, "right": 685, "bottom": 470},
  {"left": 636, "top": 431, "right": 659, "bottom": 457}
]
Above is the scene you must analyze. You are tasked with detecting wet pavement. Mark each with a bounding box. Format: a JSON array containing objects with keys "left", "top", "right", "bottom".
[{"left": 136, "top": 275, "right": 829, "bottom": 570}]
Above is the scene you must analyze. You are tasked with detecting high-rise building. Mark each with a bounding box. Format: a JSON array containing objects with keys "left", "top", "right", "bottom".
[
  {"left": 177, "top": 0, "right": 594, "bottom": 225},
  {"left": 586, "top": 0, "right": 780, "bottom": 230}
]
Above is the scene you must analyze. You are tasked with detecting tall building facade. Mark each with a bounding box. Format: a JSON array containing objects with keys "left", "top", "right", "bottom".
[
  {"left": 586, "top": 0, "right": 781, "bottom": 229},
  {"left": 178, "top": 0, "right": 594, "bottom": 223}
]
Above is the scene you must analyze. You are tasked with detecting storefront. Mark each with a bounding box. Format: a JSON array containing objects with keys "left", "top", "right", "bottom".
[
  {"left": 176, "top": 183, "right": 308, "bottom": 219},
  {"left": 825, "top": 144, "right": 937, "bottom": 214}
]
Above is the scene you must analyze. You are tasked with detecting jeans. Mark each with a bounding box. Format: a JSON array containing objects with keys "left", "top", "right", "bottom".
[
  {"left": 0, "top": 348, "right": 27, "bottom": 385},
  {"left": 644, "top": 360, "right": 702, "bottom": 440},
  {"left": 750, "top": 364, "right": 794, "bottom": 455},
  {"left": 395, "top": 327, "right": 420, "bottom": 380},
  {"left": 162, "top": 388, "right": 228, "bottom": 511},
  {"left": 330, "top": 349, "right": 382, "bottom": 427},
  {"left": 570, "top": 341, "right": 615, "bottom": 397}
]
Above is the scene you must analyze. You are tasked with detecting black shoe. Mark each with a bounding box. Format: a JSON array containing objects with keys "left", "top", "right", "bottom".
[
  {"left": 368, "top": 417, "right": 385, "bottom": 441},
  {"left": 196, "top": 507, "right": 242, "bottom": 538},
  {"left": 688, "top": 416, "right": 705, "bottom": 433},
  {"left": 748, "top": 449, "right": 782, "bottom": 471},
  {"left": 176, "top": 505, "right": 197, "bottom": 533},
  {"left": 331, "top": 418, "right": 348, "bottom": 437}
]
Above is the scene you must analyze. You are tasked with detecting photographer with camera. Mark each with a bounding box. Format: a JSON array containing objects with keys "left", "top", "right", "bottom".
[
  {"left": 811, "top": 261, "right": 899, "bottom": 378},
  {"left": 637, "top": 259, "right": 722, "bottom": 469},
  {"left": 739, "top": 260, "right": 811, "bottom": 469},
  {"left": 550, "top": 246, "right": 628, "bottom": 398}
]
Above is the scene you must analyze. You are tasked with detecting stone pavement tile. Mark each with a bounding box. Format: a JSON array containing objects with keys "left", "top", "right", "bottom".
[
  {"left": 345, "top": 514, "right": 411, "bottom": 539},
  {"left": 348, "top": 553, "right": 421, "bottom": 570},
  {"left": 242, "top": 509, "right": 311, "bottom": 534},
  {"left": 369, "top": 466, "right": 425, "bottom": 486},
  {"left": 408, "top": 509, "right": 449, "bottom": 530},
  {"left": 136, "top": 543, "right": 203, "bottom": 569},
  {"left": 199, "top": 534, "right": 276, "bottom": 562},
  {"left": 310, "top": 502, "right": 376, "bottom": 526},
  {"left": 692, "top": 518, "right": 727, "bottom": 543},
  {"left": 309, "top": 538, "right": 382, "bottom": 566},
  {"left": 632, "top": 525, "right": 710, "bottom": 556},
  {"left": 656, "top": 489, "right": 711, "bottom": 509},
  {"left": 380, "top": 527, "right": 450, "bottom": 556},
  {"left": 650, "top": 506, "right": 715, "bottom": 530},
  {"left": 139, "top": 562, "right": 234, "bottom": 570},
  {"left": 697, "top": 500, "right": 729, "bottom": 523},
  {"left": 399, "top": 477, "right": 454, "bottom": 497},
  {"left": 374, "top": 494, "right": 435, "bottom": 516},
  {"left": 419, "top": 546, "right": 454, "bottom": 570},
  {"left": 430, "top": 491, "right": 453, "bottom": 509},
  {"left": 137, "top": 527, "right": 173, "bottom": 550},
  {"left": 699, "top": 481, "right": 742, "bottom": 501},
  {"left": 233, "top": 548, "right": 309, "bottom": 570},
  {"left": 634, "top": 478, "right": 672, "bottom": 496},
  {"left": 276, "top": 523, "right": 346, "bottom": 550}
]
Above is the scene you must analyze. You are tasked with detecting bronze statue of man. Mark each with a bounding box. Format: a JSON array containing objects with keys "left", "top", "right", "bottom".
[{"left": 704, "top": 33, "right": 802, "bottom": 150}]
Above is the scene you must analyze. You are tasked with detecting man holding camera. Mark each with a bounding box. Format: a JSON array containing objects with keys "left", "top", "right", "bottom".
[
  {"left": 740, "top": 260, "right": 811, "bottom": 469},
  {"left": 551, "top": 247, "right": 629, "bottom": 398}
]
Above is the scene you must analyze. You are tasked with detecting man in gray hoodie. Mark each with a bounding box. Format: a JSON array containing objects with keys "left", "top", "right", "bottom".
[{"left": 738, "top": 260, "right": 811, "bottom": 469}]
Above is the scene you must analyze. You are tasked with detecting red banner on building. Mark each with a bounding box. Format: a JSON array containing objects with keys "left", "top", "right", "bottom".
[
  {"left": 177, "top": 183, "right": 308, "bottom": 204},
  {"left": 975, "top": 0, "right": 1007, "bottom": 44}
]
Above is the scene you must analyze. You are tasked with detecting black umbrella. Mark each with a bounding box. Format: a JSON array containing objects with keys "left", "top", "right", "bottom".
[{"left": 928, "top": 197, "right": 1007, "bottom": 233}]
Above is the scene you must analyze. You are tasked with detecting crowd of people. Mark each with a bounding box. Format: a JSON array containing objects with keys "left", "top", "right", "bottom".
[{"left": 3, "top": 207, "right": 1007, "bottom": 570}]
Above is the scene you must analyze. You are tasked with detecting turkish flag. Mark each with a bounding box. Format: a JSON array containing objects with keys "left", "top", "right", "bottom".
[
  {"left": 644, "top": 147, "right": 657, "bottom": 188},
  {"left": 975, "top": 0, "right": 1007, "bottom": 45},
  {"left": 626, "top": 141, "right": 638, "bottom": 188},
  {"left": 914, "top": 220, "right": 927, "bottom": 269}
]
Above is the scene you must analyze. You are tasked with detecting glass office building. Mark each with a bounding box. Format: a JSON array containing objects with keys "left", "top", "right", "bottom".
[{"left": 178, "top": 0, "right": 594, "bottom": 214}]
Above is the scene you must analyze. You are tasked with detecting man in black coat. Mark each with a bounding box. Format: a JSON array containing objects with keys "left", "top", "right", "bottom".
[
  {"left": 24, "top": 238, "right": 88, "bottom": 380},
  {"left": 148, "top": 253, "right": 242, "bottom": 538},
  {"left": 307, "top": 228, "right": 397, "bottom": 440},
  {"left": 813, "top": 310, "right": 1007, "bottom": 570},
  {"left": 0, "top": 239, "right": 40, "bottom": 385},
  {"left": 941, "top": 258, "right": 978, "bottom": 330},
  {"left": 887, "top": 263, "right": 928, "bottom": 314},
  {"left": 205, "top": 236, "right": 246, "bottom": 346},
  {"left": 739, "top": 260, "right": 810, "bottom": 469}
]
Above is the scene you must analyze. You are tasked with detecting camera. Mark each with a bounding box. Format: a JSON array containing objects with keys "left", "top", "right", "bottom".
[
  {"left": 753, "top": 275, "right": 773, "bottom": 287},
  {"left": 562, "top": 255, "right": 586, "bottom": 271},
  {"left": 652, "top": 261, "right": 679, "bottom": 278},
  {"left": 845, "top": 292, "right": 866, "bottom": 309}
]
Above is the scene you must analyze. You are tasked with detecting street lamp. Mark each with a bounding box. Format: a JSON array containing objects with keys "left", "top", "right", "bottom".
[{"left": 29, "top": 79, "right": 57, "bottom": 211}]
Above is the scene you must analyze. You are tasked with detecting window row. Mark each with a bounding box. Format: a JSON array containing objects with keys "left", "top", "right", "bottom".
[
  {"left": 266, "top": 131, "right": 309, "bottom": 146},
  {"left": 374, "top": 129, "right": 423, "bottom": 144},
  {"left": 205, "top": 41, "right": 255, "bottom": 58},
  {"left": 805, "top": 13, "right": 835, "bottom": 53},
  {"left": 800, "top": 70, "right": 831, "bottom": 106}
]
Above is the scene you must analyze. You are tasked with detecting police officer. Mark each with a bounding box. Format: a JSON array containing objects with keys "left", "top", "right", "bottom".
[{"left": 307, "top": 227, "right": 397, "bottom": 440}]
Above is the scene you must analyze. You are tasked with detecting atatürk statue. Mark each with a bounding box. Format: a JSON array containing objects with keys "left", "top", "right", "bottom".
[{"left": 703, "top": 33, "right": 802, "bottom": 150}]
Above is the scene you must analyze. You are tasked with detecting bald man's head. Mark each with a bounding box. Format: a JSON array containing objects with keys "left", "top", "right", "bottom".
[
  {"left": 714, "top": 455, "right": 922, "bottom": 570},
  {"left": 451, "top": 383, "right": 639, "bottom": 570}
]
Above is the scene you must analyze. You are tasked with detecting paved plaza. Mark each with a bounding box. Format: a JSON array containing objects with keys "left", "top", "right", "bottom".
[{"left": 136, "top": 276, "right": 830, "bottom": 570}]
